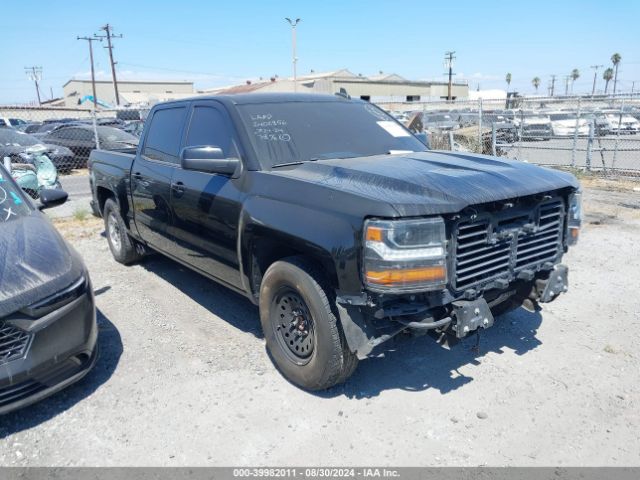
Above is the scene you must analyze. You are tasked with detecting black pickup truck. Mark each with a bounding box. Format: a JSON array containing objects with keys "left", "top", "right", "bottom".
[{"left": 89, "top": 93, "right": 581, "bottom": 390}]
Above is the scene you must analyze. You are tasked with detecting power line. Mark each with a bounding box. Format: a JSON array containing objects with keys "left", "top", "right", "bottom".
[
  {"left": 24, "top": 66, "right": 42, "bottom": 105},
  {"left": 95, "top": 24, "right": 122, "bottom": 106},
  {"left": 77, "top": 35, "right": 102, "bottom": 108}
]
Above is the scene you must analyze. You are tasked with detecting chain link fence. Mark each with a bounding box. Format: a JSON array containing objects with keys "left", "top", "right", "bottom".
[
  {"left": 0, "top": 106, "right": 144, "bottom": 198},
  {"left": 2, "top": 95, "right": 640, "bottom": 201},
  {"left": 378, "top": 94, "right": 640, "bottom": 178}
]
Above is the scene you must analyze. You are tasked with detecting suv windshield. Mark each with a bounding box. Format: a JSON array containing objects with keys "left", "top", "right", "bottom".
[
  {"left": 0, "top": 129, "right": 40, "bottom": 147},
  {"left": 0, "top": 165, "right": 32, "bottom": 222},
  {"left": 236, "top": 100, "right": 427, "bottom": 168}
]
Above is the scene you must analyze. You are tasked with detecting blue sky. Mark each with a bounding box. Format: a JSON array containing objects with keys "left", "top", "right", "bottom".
[{"left": 1, "top": 0, "right": 639, "bottom": 103}]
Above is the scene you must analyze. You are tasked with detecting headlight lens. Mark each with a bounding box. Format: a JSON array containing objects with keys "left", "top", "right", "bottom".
[
  {"left": 567, "top": 191, "right": 582, "bottom": 245},
  {"left": 363, "top": 217, "right": 447, "bottom": 292}
]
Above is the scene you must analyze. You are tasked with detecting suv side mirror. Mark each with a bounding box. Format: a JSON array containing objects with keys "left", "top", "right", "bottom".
[
  {"left": 39, "top": 188, "right": 68, "bottom": 210},
  {"left": 180, "top": 146, "right": 239, "bottom": 176}
]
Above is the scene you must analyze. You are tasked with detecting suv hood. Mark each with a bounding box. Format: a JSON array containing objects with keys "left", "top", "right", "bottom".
[
  {"left": 0, "top": 213, "right": 84, "bottom": 317},
  {"left": 269, "top": 151, "right": 579, "bottom": 216}
]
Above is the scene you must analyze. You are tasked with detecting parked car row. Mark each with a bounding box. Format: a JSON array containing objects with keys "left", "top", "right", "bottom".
[
  {"left": 390, "top": 107, "right": 640, "bottom": 142},
  {"left": 2, "top": 117, "right": 141, "bottom": 172}
]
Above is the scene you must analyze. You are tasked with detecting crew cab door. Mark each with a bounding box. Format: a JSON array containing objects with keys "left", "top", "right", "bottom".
[
  {"left": 131, "top": 104, "right": 187, "bottom": 252},
  {"left": 168, "top": 101, "right": 244, "bottom": 289}
]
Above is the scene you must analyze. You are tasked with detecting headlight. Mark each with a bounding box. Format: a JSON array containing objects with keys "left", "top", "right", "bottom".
[
  {"left": 567, "top": 191, "right": 582, "bottom": 245},
  {"left": 363, "top": 217, "right": 447, "bottom": 292}
]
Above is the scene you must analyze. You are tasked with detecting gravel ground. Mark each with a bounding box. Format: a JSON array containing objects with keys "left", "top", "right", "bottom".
[{"left": 0, "top": 184, "right": 639, "bottom": 466}]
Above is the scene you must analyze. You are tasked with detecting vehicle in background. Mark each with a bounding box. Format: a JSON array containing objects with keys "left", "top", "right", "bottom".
[
  {"left": 16, "top": 122, "right": 44, "bottom": 134},
  {"left": 0, "top": 128, "right": 75, "bottom": 173},
  {"left": 42, "top": 124, "right": 139, "bottom": 168},
  {"left": 89, "top": 93, "right": 580, "bottom": 390},
  {"left": 116, "top": 109, "right": 142, "bottom": 122},
  {"left": 1, "top": 145, "right": 61, "bottom": 198},
  {"left": 0, "top": 118, "right": 28, "bottom": 128},
  {"left": 122, "top": 120, "right": 145, "bottom": 137},
  {"left": 0, "top": 166, "right": 97, "bottom": 415},
  {"left": 549, "top": 113, "right": 590, "bottom": 137},
  {"left": 604, "top": 114, "right": 640, "bottom": 135},
  {"left": 512, "top": 112, "right": 552, "bottom": 140},
  {"left": 422, "top": 113, "right": 459, "bottom": 131}
]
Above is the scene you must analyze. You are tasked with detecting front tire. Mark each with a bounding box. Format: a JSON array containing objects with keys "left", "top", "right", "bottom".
[
  {"left": 104, "top": 198, "right": 142, "bottom": 265},
  {"left": 259, "top": 256, "right": 358, "bottom": 391}
]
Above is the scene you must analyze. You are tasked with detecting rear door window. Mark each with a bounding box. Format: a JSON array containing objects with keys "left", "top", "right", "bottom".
[{"left": 142, "top": 107, "right": 187, "bottom": 163}]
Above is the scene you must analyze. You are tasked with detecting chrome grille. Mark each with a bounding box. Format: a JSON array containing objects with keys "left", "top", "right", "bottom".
[
  {"left": 0, "top": 322, "right": 32, "bottom": 365},
  {"left": 453, "top": 199, "right": 564, "bottom": 291}
]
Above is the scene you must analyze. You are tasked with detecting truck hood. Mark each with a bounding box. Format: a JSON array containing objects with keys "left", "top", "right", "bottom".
[
  {"left": 269, "top": 151, "right": 579, "bottom": 216},
  {"left": 0, "top": 213, "right": 84, "bottom": 317}
]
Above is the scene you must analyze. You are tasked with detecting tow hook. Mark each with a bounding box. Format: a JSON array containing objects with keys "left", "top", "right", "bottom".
[
  {"left": 537, "top": 264, "right": 569, "bottom": 303},
  {"left": 451, "top": 298, "right": 494, "bottom": 339}
]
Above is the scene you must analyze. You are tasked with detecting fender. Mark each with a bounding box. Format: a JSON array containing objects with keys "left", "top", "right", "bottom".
[{"left": 237, "top": 195, "right": 363, "bottom": 299}]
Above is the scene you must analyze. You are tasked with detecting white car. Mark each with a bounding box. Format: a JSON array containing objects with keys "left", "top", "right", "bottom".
[
  {"left": 604, "top": 114, "right": 640, "bottom": 134},
  {"left": 549, "top": 113, "right": 590, "bottom": 137}
]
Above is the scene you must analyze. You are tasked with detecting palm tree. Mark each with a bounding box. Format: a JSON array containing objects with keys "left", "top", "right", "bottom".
[
  {"left": 611, "top": 53, "right": 622, "bottom": 94},
  {"left": 532, "top": 77, "right": 541, "bottom": 93},
  {"left": 603, "top": 68, "right": 614, "bottom": 94},
  {"left": 505, "top": 73, "right": 512, "bottom": 91},
  {"left": 570, "top": 69, "right": 580, "bottom": 93}
]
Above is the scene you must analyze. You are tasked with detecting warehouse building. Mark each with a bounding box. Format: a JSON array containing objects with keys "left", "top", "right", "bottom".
[
  {"left": 60, "top": 79, "right": 196, "bottom": 108},
  {"left": 205, "top": 69, "right": 469, "bottom": 102}
]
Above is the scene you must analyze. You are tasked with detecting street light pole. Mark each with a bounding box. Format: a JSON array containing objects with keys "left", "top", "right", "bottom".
[{"left": 285, "top": 18, "right": 301, "bottom": 92}]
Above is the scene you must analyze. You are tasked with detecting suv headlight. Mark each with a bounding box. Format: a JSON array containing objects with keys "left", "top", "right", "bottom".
[
  {"left": 363, "top": 217, "right": 447, "bottom": 292},
  {"left": 567, "top": 191, "right": 582, "bottom": 245}
]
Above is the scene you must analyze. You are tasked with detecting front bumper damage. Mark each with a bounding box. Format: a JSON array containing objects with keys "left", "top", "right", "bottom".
[{"left": 337, "top": 264, "right": 569, "bottom": 358}]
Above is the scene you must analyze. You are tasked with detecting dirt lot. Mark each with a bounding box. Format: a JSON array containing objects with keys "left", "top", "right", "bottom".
[{"left": 1, "top": 183, "right": 639, "bottom": 466}]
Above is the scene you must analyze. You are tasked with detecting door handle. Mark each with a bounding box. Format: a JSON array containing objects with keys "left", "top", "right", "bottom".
[
  {"left": 171, "top": 181, "right": 185, "bottom": 197},
  {"left": 132, "top": 172, "right": 143, "bottom": 180}
]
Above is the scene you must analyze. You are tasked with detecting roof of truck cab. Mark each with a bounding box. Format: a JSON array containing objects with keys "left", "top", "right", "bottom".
[{"left": 158, "top": 92, "right": 356, "bottom": 107}]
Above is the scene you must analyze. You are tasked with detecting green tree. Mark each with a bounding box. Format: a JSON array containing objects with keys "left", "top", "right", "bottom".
[
  {"left": 505, "top": 72, "right": 512, "bottom": 90},
  {"left": 603, "top": 68, "right": 614, "bottom": 94},
  {"left": 570, "top": 69, "right": 580, "bottom": 93},
  {"left": 611, "top": 53, "right": 622, "bottom": 94},
  {"left": 532, "top": 76, "right": 541, "bottom": 93}
]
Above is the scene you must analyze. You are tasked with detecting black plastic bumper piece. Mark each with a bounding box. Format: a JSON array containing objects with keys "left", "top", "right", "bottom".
[{"left": 0, "top": 286, "right": 98, "bottom": 415}]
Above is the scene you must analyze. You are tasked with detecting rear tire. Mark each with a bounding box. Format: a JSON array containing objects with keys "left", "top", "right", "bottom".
[
  {"left": 259, "top": 256, "right": 358, "bottom": 390},
  {"left": 104, "top": 198, "right": 142, "bottom": 265}
]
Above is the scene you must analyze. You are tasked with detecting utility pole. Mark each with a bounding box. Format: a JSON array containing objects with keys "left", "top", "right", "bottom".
[
  {"left": 564, "top": 75, "right": 570, "bottom": 96},
  {"left": 444, "top": 51, "right": 456, "bottom": 101},
  {"left": 285, "top": 18, "right": 301, "bottom": 92},
  {"left": 24, "top": 66, "right": 42, "bottom": 105},
  {"left": 590, "top": 65, "right": 603, "bottom": 95},
  {"left": 549, "top": 74, "right": 557, "bottom": 97},
  {"left": 77, "top": 35, "right": 102, "bottom": 108},
  {"left": 95, "top": 24, "right": 122, "bottom": 106}
]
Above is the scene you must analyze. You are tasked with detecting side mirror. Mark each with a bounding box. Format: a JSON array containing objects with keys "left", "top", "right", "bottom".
[
  {"left": 180, "top": 146, "right": 239, "bottom": 176},
  {"left": 39, "top": 188, "right": 68, "bottom": 210}
]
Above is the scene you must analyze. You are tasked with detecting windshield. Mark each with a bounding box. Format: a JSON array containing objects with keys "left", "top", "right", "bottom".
[
  {"left": 0, "top": 164, "right": 32, "bottom": 221},
  {"left": 236, "top": 101, "right": 427, "bottom": 168},
  {"left": 96, "top": 126, "right": 139, "bottom": 145},
  {"left": 0, "top": 129, "right": 40, "bottom": 147}
]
